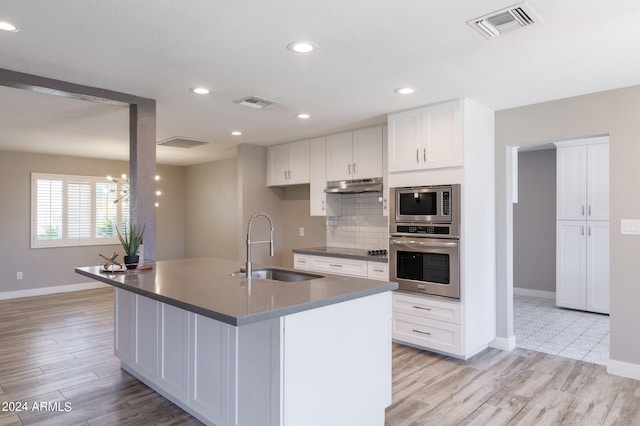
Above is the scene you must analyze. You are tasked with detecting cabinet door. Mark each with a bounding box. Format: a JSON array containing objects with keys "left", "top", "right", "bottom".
[
  {"left": 158, "top": 303, "right": 190, "bottom": 404},
  {"left": 134, "top": 294, "right": 158, "bottom": 382},
  {"left": 557, "top": 146, "right": 587, "bottom": 220},
  {"left": 288, "top": 140, "right": 310, "bottom": 184},
  {"left": 326, "top": 132, "right": 353, "bottom": 181},
  {"left": 267, "top": 144, "right": 289, "bottom": 186},
  {"left": 352, "top": 126, "right": 383, "bottom": 179},
  {"left": 587, "top": 144, "right": 609, "bottom": 221},
  {"left": 556, "top": 221, "right": 587, "bottom": 310},
  {"left": 388, "top": 109, "right": 421, "bottom": 173},
  {"left": 423, "top": 100, "right": 463, "bottom": 169},
  {"left": 189, "top": 313, "right": 230, "bottom": 425},
  {"left": 586, "top": 221, "right": 610, "bottom": 314},
  {"left": 114, "top": 288, "right": 134, "bottom": 365},
  {"left": 309, "top": 138, "right": 342, "bottom": 216}
]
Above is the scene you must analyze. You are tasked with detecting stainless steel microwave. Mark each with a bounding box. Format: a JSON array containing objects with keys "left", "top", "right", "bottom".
[{"left": 391, "top": 185, "right": 458, "bottom": 224}]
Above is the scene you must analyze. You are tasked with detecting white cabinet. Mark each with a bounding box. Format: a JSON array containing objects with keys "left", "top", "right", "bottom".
[
  {"left": 326, "top": 126, "right": 383, "bottom": 181},
  {"left": 392, "top": 292, "right": 463, "bottom": 356},
  {"left": 555, "top": 139, "right": 609, "bottom": 314},
  {"left": 388, "top": 100, "right": 462, "bottom": 173},
  {"left": 367, "top": 262, "right": 388, "bottom": 281},
  {"left": 133, "top": 294, "right": 158, "bottom": 382},
  {"left": 556, "top": 143, "right": 609, "bottom": 221},
  {"left": 114, "top": 288, "right": 134, "bottom": 365},
  {"left": 309, "top": 137, "right": 342, "bottom": 216},
  {"left": 189, "top": 313, "right": 230, "bottom": 425},
  {"left": 309, "top": 255, "right": 368, "bottom": 278},
  {"left": 294, "top": 253, "right": 389, "bottom": 281},
  {"left": 267, "top": 140, "right": 310, "bottom": 186},
  {"left": 293, "top": 253, "right": 310, "bottom": 270},
  {"left": 158, "top": 302, "right": 189, "bottom": 405}
]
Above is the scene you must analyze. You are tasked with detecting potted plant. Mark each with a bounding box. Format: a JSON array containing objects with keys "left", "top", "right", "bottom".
[{"left": 117, "top": 223, "right": 145, "bottom": 269}]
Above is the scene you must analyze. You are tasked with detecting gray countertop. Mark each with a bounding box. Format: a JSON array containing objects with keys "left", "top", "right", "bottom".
[
  {"left": 292, "top": 247, "right": 388, "bottom": 263},
  {"left": 75, "top": 257, "right": 397, "bottom": 326}
]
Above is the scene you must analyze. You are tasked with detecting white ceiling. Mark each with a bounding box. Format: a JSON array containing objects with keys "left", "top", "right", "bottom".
[{"left": 1, "top": 0, "right": 639, "bottom": 166}]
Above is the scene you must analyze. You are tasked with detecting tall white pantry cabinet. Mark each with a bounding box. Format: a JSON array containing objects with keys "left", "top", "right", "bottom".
[{"left": 555, "top": 138, "right": 609, "bottom": 314}]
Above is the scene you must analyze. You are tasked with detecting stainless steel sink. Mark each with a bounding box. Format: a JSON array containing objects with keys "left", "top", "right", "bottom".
[{"left": 230, "top": 268, "right": 323, "bottom": 282}]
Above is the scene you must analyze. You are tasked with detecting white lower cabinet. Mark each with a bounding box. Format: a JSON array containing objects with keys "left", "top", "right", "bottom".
[
  {"left": 295, "top": 253, "right": 390, "bottom": 281},
  {"left": 293, "top": 253, "right": 310, "bottom": 271},
  {"left": 556, "top": 220, "right": 610, "bottom": 314},
  {"left": 133, "top": 294, "right": 158, "bottom": 382},
  {"left": 189, "top": 313, "right": 230, "bottom": 425},
  {"left": 392, "top": 292, "right": 463, "bottom": 356},
  {"left": 114, "top": 287, "right": 392, "bottom": 426},
  {"left": 309, "top": 255, "right": 368, "bottom": 277},
  {"left": 367, "top": 262, "right": 389, "bottom": 281},
  {"left": 158, "top": 303, "right": 190, "bottom": 405}
]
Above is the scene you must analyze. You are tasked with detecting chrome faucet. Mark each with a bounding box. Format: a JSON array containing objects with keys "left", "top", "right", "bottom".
[{"left": 245, "top": 212, "right": 275, "bottom": 278}]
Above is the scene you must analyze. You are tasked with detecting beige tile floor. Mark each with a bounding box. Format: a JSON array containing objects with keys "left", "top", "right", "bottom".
[{"left": 514, "top": 295, "right": 609, "bottom": 365}]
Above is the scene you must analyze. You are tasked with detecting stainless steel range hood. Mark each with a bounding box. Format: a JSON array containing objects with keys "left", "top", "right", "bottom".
[{"left": 324, "top": 177, "right": 383, "bottom": 194}]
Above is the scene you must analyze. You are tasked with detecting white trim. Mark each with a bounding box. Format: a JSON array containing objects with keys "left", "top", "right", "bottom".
[
  {"left": 0, "top": 282, "right": 109, "bottom": 301},
  {"left": 513, "top": 287, "right": 556, "bottom": 300},
  {"left": 490, "top": 335, "right": 516, "bottom": 351},
  {"left": 607, "top": 359, "right": 640, "bottom": 380}
]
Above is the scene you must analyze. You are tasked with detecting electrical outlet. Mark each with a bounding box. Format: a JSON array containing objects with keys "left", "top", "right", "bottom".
[
  {"left": 299, "top": 227, "right": 305, "bottom": 237},
  {"left": 16, "top": 272, "right": 23, "bottom": 280}
]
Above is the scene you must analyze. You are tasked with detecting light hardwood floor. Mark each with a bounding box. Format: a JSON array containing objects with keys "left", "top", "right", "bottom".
[{"left": 0, "top": 288, "right": 637, "bottom": 425}]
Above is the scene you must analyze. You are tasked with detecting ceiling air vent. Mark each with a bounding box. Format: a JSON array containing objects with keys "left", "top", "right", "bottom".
[
  {"left": 234, "top": 95, "right": 279, "bottom": 110},
  {"left": 157, "top": 137, "right": 209, "bottom": 149},
  {"left": 468, "top": 2, "right": 540, "bottom": 39}
]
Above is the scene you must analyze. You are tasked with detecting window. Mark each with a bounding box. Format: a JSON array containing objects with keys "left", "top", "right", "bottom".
[{"left": 31, "top": 173, "right": 130, "bottom": 248}]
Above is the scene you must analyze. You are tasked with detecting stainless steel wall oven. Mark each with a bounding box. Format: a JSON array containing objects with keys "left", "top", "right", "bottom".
[{"left": 389, "top": 185, "right": 461, "bottom": 299}]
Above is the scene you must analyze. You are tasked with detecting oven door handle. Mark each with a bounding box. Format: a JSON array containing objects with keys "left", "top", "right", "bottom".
[{"left": 390, "top": 239, "right": 458, "bottom": 248}]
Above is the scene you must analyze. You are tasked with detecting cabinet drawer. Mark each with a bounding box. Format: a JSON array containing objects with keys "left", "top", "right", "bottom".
[
  {"left": 393, "top": 312, "right": 462, "bottom": 356},
  {"left": 293, "top": 254, "right": 310, "bottom": 271},
  {"left": 309, "top": 256, "right": 367, "bottom": 278},
  {"left": 393, "top": 292, "right": 462, "bottom": 324},
  {"left": 367, "top": 262, "right": 388, "bottom": 281}
]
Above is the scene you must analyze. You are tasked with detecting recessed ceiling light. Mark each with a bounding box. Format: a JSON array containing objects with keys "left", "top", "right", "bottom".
[
  {"left": 394, "top": 87, "right": 416, "bottom": 95},
  {"left": 0, "top": 21, "right": 18, "bottom": 32},
  {"left": 230, "top": 131, "right": 242, "bottom": 136},
  {"left": 287, "top": 41, "right": 317, "bottom": 54},
  {"left": 189, "top": 87, "right": 211, "bottom": 95},
  {"left": 296, "top": 113, "right": 311, "bottom": 119}
]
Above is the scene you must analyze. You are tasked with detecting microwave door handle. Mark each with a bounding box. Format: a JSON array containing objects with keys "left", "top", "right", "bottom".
[{"left": 390, "top": 240, "right": 458, "bottom": 248}]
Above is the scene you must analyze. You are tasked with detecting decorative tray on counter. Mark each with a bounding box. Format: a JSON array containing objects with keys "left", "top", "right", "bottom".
[{"left": 100, "top": 264, "right": 153, "bottom": 273}]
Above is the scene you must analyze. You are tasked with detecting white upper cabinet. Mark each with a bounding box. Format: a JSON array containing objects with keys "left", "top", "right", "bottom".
[
  {"left": 556, "top": 142, "right": 609, "bottom": 221},
  {"left": 309, "top": 137, "right": 342, "bottom": 216},
  {"left": 267, "top": 140, "right": 310, "bottom": 186},
  {"left": 388, "top": 100, "right": 463, "bottom": 173},
  {"left": 326, "top": 126, "right": 383, "bottom": 181}
]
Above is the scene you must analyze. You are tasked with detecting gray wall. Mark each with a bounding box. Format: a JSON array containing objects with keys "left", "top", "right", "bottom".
[
  {"left": 184, "top": 158, "right": 238, "bottom": 260},
  {"left": 513, "top": 149, "right": 556, "bottom": 293},
  {"left": 495, "top": 84, "right": 640, "bottom": 366},
  {"left": 280, "top": 185, "right": 326, "bottom": 268},
  {"left": 0, "top": 150, "right": 185, "bottom": 292}
]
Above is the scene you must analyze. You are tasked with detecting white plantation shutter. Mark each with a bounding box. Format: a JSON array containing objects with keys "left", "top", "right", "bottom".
[
  {"left": 67, "top": 180, "right": 92, "bottom": 240},
  {"left": 35, "top": 178, "right": 63, "bottom": 241},
  {"left": 96, "top": 181, "right": 118, "bottom": 238},
  {"left": 32, "top": 173, "right": 127, "bottom": 248}
]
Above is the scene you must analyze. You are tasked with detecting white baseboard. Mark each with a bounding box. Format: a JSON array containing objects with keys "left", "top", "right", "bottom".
[
  {"left": 607, "top": 359, "right": 640, "bottom": 380},
  {"left": 513, "top": 287, "right": 556, "bottom": 300},
  {"left": 0, "top": 282, "right": 109, "bottom": 301},
  {"left": 490, "top": 335, "right": 517, "bottom": 351}
]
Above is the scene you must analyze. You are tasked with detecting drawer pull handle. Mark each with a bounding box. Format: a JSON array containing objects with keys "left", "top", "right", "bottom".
[
  {"left": 330, "top": 264, "right": 343, "bottom": 267},
  {"left": 412, "top": 329, "right": 431, "bottom": 336},
  {"left": 298, "top": 259, "right": 306, "bottom": 263},
  {"left": 412, "top": 305, "right": 431, "bottom": 311},
  {"left": 373, "top": 268, "right": 384, "bottom": 273}
]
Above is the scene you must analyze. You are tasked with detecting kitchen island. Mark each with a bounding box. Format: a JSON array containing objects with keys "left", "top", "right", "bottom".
[{"left": 76, "top": 257, "right": 397, "bottom": 426}]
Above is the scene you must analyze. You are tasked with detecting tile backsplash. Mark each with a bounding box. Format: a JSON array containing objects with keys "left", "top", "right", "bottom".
[{"left": 326, "top": 193, "right": 388, "bottom": 249}]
